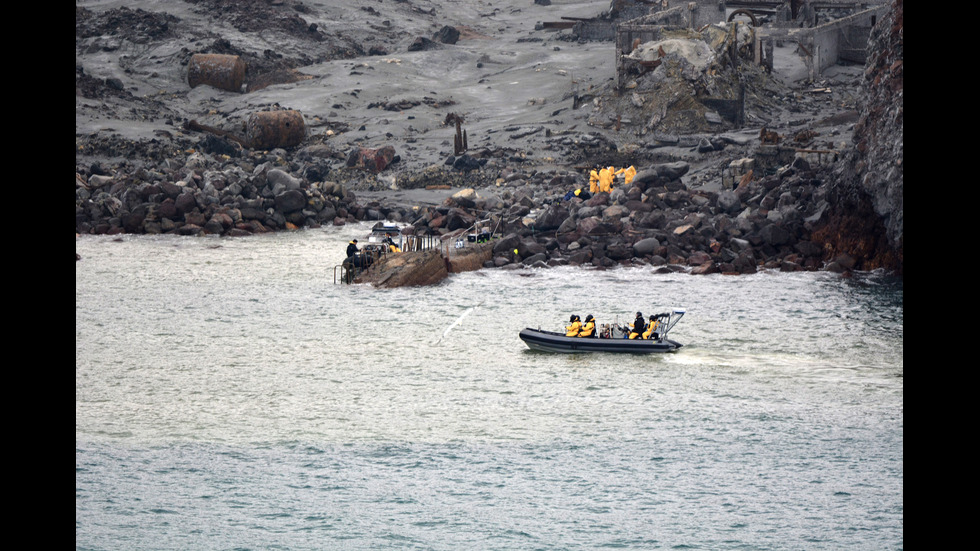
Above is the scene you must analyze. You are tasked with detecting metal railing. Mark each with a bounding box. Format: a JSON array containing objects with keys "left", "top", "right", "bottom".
[{"left": 334, "top": 248, "right": 383, "bottom": 284}]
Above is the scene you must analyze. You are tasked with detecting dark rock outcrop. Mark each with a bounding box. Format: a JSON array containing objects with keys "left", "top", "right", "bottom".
[
  {"left": 816, "top": 0, "right": 903, "bottom": 273},
  {"left": 356, "top": 249, "right": 448, "bottom": 288}
]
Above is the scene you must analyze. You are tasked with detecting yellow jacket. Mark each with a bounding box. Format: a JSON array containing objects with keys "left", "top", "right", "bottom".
[
  {"left": 579, "top": 320, "right": 595, "bottom": 337},
  {"left": 617, "top": 165, "right": 637, "bottom": 186},
  {"left": 598, "top": 166, "right": 615, "bottom": 193},
  {"left": 566, "top": 320, "right": 582, "bottom": 337},
  {"left": 642, "top": 319, "right": 659, "bottom": 339},
  {"left": 589, "top": 170, "right": 600, "bottom": 194}
]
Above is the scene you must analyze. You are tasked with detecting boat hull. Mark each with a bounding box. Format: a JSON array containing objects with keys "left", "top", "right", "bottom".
[{"left": 519, "top": 328, "right": 682, "bottom": 354}]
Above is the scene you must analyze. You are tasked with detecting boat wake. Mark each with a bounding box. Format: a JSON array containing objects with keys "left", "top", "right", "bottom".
[{"left": 432, "top": 301, "right": 484, "bottom": 346}]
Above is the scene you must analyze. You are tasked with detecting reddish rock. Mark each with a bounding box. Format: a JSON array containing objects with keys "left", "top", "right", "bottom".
[
  {"left": 690, "top": 261, "right": 718, "bottom": 275},
  {"left": 346, "top": 145, "right": 397, "bottom": 172},
  {"left": 687, "top": 251, "right": 712, "bottom": 266}
]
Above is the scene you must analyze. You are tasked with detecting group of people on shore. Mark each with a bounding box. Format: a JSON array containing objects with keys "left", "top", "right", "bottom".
[
  {"left": 561, "top": 165, "right": 637, "bottom": 204},
  {"left": 565, "top": 311, "right": 660, "bottom": 340},
  {"left": 588, "top": 165, "right": 637, "bottom": 194}
]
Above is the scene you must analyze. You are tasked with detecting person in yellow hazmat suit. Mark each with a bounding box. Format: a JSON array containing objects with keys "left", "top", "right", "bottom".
[
  {"left": 641, "top": 314, "right": 659, "bottom": 340},
  {"left": 566, "top": 314, "right": 582, "bottom": 337},
  {"left": 589, "top": 167, "right": 600, "bottom": 194},
  {"left": 616, "top": 165, "right": 637, "bottom": 187},
  {"left": 598, "top": 166, "right": 616, "bottom": 193},
  {"left": 578, "top": 314, "right": 596, "bottom": 338}
]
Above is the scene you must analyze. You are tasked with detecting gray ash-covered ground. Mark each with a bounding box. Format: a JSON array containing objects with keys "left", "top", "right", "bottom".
[{"left": 76, "top": 0, "right": 863, "bottom": 190}]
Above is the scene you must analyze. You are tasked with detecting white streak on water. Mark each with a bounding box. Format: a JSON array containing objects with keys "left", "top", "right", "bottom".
[{"left": 432, "top": 301, "right": 484, "bottom": 346}]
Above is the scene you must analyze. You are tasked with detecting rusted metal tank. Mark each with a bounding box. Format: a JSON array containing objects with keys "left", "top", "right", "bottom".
[
  {"left": 187, "top": 54, "right": 246, "bottom": 93},
  {"left": 245, "top": 110, "right": 307, "bottom": 149}
]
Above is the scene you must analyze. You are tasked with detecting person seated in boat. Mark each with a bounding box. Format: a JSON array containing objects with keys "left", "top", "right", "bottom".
[
  {"left": 578, "top": 315, "right": 596, "bottom": 337},
  {"left": 566, "top": 314, "right": 582, "bottom": 337},
  {"left": 642, "top": 314, "right": 660, "bottom": 340},
  {"left": 346, "top": 239, "right": 359, "bottom": 258},
  {"left": 628, "top": 312, "right": 646, "bottom": 339},
  {"left": 384, "top": 237, "right": 401, "bottom": 253}
]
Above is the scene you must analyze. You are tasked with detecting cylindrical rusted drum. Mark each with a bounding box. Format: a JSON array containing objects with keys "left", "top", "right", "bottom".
[
  {"left": 187, "top": 53, "right": 246, "bottom": 93},
  {"left": 245, "top": 110, "right": 307, "bottom": 149}
]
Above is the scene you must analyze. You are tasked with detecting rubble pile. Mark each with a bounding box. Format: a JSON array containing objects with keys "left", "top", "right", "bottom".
[{"left": 590, "top": 21, "right": 770, "bottom": 136}]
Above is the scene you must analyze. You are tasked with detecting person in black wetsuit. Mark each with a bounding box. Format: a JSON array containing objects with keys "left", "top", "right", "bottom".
[{"left": 346, "top": 239, "right": 359, "bottom": 258}]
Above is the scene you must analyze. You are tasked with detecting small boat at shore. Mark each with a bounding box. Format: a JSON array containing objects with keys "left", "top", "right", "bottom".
[{"left": 519, "top": 309, "right": 686, "bottom": 354}]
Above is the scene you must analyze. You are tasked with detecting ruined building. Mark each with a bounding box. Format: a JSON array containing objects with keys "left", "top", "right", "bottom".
[{"left": 562, "top": 1, "right": 889, "bottom": 84}]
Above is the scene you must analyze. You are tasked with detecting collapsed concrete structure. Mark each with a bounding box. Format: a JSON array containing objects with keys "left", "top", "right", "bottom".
[
  {"left": 548, "top": 0, "right": 888, "bottom": 141},
  {"left": 752, "top": 3, "right": 887, "bottom": 81},
  {"left": 559, "top": 0, "right": 888, "bottom": 84}
]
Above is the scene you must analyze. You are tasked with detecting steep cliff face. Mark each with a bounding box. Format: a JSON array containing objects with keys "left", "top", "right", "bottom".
[{"left": 817, "top": 0, "right": 903, "bottom": 273}]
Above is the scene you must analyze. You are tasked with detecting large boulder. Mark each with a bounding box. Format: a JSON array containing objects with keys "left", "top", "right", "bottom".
[
  {"left": 716, "top": 190, "right": 741, "bottom": 214},
  {"left": 434, "top": 25, "right": 460, "bottom": 44},
  {"left": 636, "top": 210, "right": 667, "bottom": 229},
  {"left": 452, "top": 155, "right": 483, "bottom": 172},
  {"left": 632, "top": 161, "right": 690, "bottom": 190},
  {"left": 532, "top": 204, "right": 570, "bottom": 231},
  {"left": 450, "top": 188, "right": 478, "bottom": 208},
  {"left": 447, "top": 243, "right": 493, "bottom": 273},
  {"left": 760, "top": 223, "right": 792, "bottom": 246},
  {"left": 356, "top": 249, "right": 448, "bottom": 287},
  {"left": 267, "top": 168, "right": 302, "bottom": 191},
  {"left": 174, "top": 191, "right": 198, "bottom": 214},
  {"left": 346, "top": 145, "right": 397, "bottom": 172},
  {"left": 407, "top": 36, "right": 440, "bottom": 51},
  {"left": 274, "top": 189, "right": 306, "bottom": 213},
  {"left": 632, "top": 237, "right": 661, "bottom": 256},
  {"left": 444, "top": 208, "right": 477, "bottom": 231},
  {"left": 517, "top": 239, "right": 547, "bottom": 258},
  {"left": 492, "top": 233, "right": 522, "bottom": 256}
]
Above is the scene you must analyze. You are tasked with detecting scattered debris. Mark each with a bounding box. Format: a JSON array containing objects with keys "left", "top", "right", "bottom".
[
  {"left": 245, "top": 110, "right": 307, "bottom": 150},
  {"left": 367, "top": 97, "right": 457, "bottom": 111},
  {"left": 759, "top": 127, "right": 782, "bottom": 144},
  {"left": 187, "top": 53, "right": 246, "bottom": 93}
]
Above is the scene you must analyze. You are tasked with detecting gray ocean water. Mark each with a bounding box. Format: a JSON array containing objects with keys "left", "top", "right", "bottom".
[{"left": 75, "top": 226, "right": 903, "bottom": 550}]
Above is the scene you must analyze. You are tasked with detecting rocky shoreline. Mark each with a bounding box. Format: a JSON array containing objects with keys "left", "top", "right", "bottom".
[
  {"left": 76, "top": 0, "right": 902, "bottom": 277},
  {"left": 75, "top": 140, "right": 872, "bottom": 276}
]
